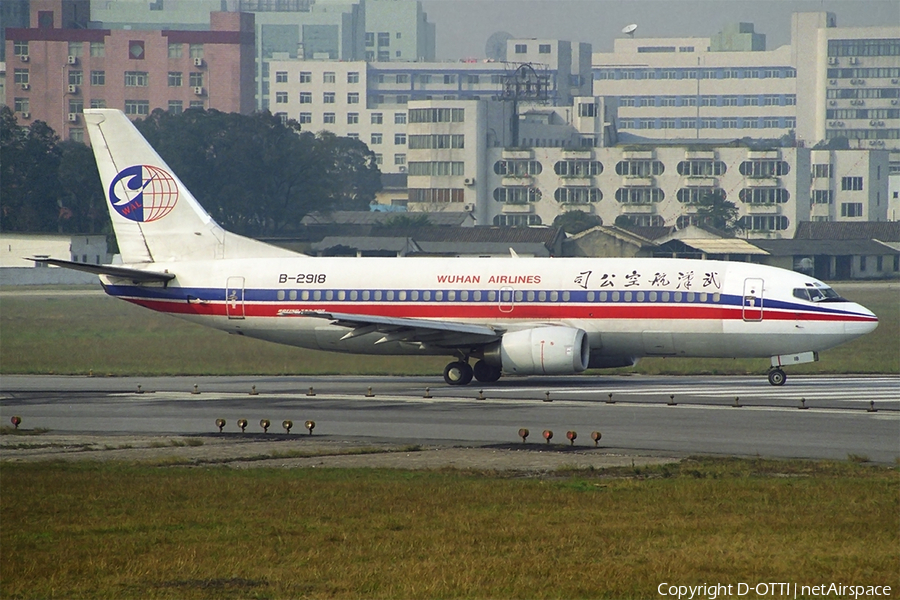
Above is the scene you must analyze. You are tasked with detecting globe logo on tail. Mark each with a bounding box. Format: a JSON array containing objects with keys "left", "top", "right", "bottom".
[{"left": 109, "top": 165, "right": 178, "bottom": 222}]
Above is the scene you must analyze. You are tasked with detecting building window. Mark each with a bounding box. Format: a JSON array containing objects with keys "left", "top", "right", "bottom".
[
  {"left": 14, "top": 98, "right": 30, "bottom": 113},
  {"left": 394, "top": 153, "right": 406, "bottom": 165},
  {"left": 615, "top": 160, "right": 664, "bottom": 176},
  {"left": 371, "top": 133, "right": 383, "bottom": 145},
  {"left": 190, "top": 100, "right": 204, "bottom": 109},
  {"left": 396, "top": 95, "right": 408, "bottom": 104},
  {"left": 739, "top": 188, "right": 790, "bottom": 204},
  {"left": 409, "top": 162, "right": 465, "bottom": 176},
  {"left": 494, "top": 215, "right": 543, "bottom": 227},
  {"left": 14, "top": 69, "right": 29, "bottom": 85},
  {"left": 323, "top": 113, "right": 335, "bottom": 124},
  {"left": 677, "top": 160, "right": 726, "bottom": 176},
  {"left": 841, "top": 202, "right": 864, "bottom": 217},
  {"left": 300, "top": 92, "right": 312, "bottom": 104},
  {"left": 553, "top": 160, "right": 602, "bottom": 177},
  {"left": 539, "top": 44, "right": 551, "bottom": 54},
  {"left": 374, "top": 153, "right": 383, "bottom": 165},
  {"left": 124, "top": 100, "right": 150, "bottom": 116},
  {"left": 296, "top": 71, "right": 311, "bottom": 83},
  {"left": 737, "top": 215, "right": 789, "bottom": 231},
  {"left": 515, "top": 44, "right": 527, "bottom": 54},
  {"left": 492, "top": 187, "right": 540, "bottom": 203},
  {"left": 394, "top": 133, "right": 406, "bottom": 145},
  {"left": 812, "top": 190, "right": 833, "bottom": 204},
  {"left": 87, "top": 70, "right": 105, "bottom": 86},
  {"left": 419, "top": 74, "right": 432, "bottom": 84},
  {"left": 739, "top": 160, "right": 789, "bottom": 178},
  {"left": 554, "top": 188, "right": 601, "bottom": 203},
  {"left": 169, "top": 100, "right": 184, "bottom": 114},
  {"left": 408, "top": 108, "right": 465, "bottom": 123},
  {"left": 323, "top": 92, "right": 335, "bottom": 104},
  {"left": 275, "top": 91, "right": 288, "bottom": 103},
  {"left": 396, "top": 74, "right": 409, "bottom": 84},
  {"left": 409, "top": 134, "right": 465, "bottom": 149},
  {"left": 14, "top": 41, "right": 29, "bottom": 57},
  {"left": 348, "top": 72, "right": 360, "bottom": 84},
  {"left": 410, "top": 189, "right": 465, "bottom": 203},
  {"left": 347, "top": 113, "right": 359, "bottom": 124},
  {"left": 841, "top": 176, "right": 863, "bottom": 191},
  {"left": 189, "top": 44, "right": 204, "bottom": 59},
  {"left": 90, "top": 42, "right": 105, "bottom": 57},
  {"left": 275, "top": 71, "right": 288, "bottom": 83},
  {"left": 90, "top": 99, "right": 107, "bottom": 109},
  {"left": 69, "top": 70, "right": 83, "bottom": 85},
  {"left": 69, "top": 129, "right": 84, "bottom": 143},
  {"left": 124, "top": 71, "right": 148, "bottom": 87},
  {"left": 813, "top": 164, "right": 833, "bottom": 178},
  {"left": 68, "top": 99, "right": 84, "bottom": 114},
  {"left": 615, "top": 187, "right": 664, "bottom": 204},
  {"left": 168, "top": 43, "right": 182, "bottom": 59},
  {"left": 128, "top": 41, "right": 145, "bottom": 60},
  {"left": 168, "top": 72, "right": 182, "bottom": 87},
  {"left": 189, "top": 72, "right": 203, "bottom": 87},
  {"left": 366, "top": 32, "right": 374, "bottom": 47},
  {"left": 443, "top": 74, "right": 455, "bottom": 84},
  {"left": 298, "top": 113, "right": 312, "bottom": 124},
  {"left": 324, "top": 71, "right": 335, "bottom": 83},
  {"left": 347, "top": 92, "right": 359, "bottom": 104},
  {"left": 371, "top": 113, "right": 383, "bottom": 124},
  {"left": 68, "top": 41, "right": 83, "bottom": 58}
]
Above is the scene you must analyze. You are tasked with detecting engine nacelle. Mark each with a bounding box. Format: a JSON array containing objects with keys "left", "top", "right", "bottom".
[{"left": 484, "top": 326, "right": 590, "bottom": 376}]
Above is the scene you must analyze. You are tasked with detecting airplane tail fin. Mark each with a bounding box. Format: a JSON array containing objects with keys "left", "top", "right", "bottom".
[{"left": 84, "top": 109, "right": 296, "bottom": 264}]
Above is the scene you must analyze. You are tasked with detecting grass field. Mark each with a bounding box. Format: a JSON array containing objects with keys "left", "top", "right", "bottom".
[
  {"left": 1, "top": 458, "right": 897, "bottom": 599},
  {"left": 0, "top": 284, "right": 897, "bottom": 376}
]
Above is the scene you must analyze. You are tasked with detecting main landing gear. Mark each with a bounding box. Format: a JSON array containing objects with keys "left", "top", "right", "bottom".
[
  {"left": 767, "top": 368, "right": 787, "bottom": 386},
  {"left": 443, "top": 359, "right": 501, "bottom": 386}
]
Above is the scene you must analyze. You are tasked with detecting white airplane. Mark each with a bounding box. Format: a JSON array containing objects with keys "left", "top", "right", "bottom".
[{"left": 37, "top": 109, "right": 878, "bottom": 387}]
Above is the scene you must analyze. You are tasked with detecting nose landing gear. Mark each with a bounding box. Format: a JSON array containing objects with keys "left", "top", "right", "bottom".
[{"left": 767, "top": 368, "right": 786, "bottom": 386}]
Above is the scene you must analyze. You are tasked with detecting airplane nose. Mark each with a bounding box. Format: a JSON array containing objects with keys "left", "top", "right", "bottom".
[{"left": 846, "top": 303, "right": 878, "bottom": 336}]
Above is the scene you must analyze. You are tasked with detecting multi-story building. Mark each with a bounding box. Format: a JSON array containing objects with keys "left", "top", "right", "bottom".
[
  {"left": 88, "top": 0, "right": 435, "bottom": 109},
  {"left": 592, "top": 13, "right": 900, "bottom": 164},
  {"left": 268, "top": 38, "right": 593, "bottom": 170},
  {"left": 6, "top": 0, "right": 255, "bottom": 141}
]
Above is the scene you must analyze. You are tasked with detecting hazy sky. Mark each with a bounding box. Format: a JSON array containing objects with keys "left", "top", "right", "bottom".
[{"left": 420, "top": 0, "right": 899, "bottom": 58}]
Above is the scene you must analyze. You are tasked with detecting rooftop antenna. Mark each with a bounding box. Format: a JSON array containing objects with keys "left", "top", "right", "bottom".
[{"left": 622, "top": 23, "right": 638, "bottom": 38}]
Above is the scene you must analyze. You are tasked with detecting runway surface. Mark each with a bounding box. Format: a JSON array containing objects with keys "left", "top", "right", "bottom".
[{"left": 1, "top": 374, "right": 898, "bottom": 463}]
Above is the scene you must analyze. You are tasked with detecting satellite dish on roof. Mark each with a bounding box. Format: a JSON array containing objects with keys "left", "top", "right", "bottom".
[
  {"left": 622, "top": 23, "right": 638, "bottom": 37},
  {"left": 485, "top": 31, "right": 513, "bottom": 61}
]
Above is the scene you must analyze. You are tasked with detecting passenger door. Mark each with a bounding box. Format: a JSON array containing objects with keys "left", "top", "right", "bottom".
[
  {"left": 742, "top": 278, "right": 764, "bottom": 322},
  {"left": 226, "top": 276, "right": 245, "bottom": 320}
]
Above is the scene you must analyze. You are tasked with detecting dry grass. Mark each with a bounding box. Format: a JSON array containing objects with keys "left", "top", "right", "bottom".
[
  {"left": 0, "top": 285, "right": 896, "bottom": 376},
  {"left": 1, "top": 458, "right": 897, "bottom": 599}
]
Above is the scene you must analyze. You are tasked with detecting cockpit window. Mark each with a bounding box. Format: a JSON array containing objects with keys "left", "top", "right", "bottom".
[{"left": 793, "top": 286, "right": 846, "bottom": 303}]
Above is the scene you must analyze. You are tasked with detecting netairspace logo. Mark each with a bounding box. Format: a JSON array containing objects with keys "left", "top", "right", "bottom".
[{"left": 657, "top": 582, "right": 892, "bottom": 599}]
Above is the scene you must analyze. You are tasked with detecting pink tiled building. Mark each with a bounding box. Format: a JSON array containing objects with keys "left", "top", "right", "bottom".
[{"left": 6, "top": 0, "right": 255, "bottom": 142}]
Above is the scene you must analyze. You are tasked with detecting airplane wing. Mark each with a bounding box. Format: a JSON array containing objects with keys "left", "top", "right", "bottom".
[
  {"left": 28, "top": 258, "right": 176, "bottom": 284},
  {"left": 301, "top": 310, "right": 504, "bottom": 348}
]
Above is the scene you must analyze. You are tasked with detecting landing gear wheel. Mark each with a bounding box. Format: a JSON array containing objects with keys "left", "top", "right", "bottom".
[
  {"left": 473, "top": 360, "right": 502, "bottom": 383},
  {"left": 443, "top": 361, "right": 473, "bottom": 386},
  {"left": 767, "top": 368, "right": 786, "bottom": 386}
]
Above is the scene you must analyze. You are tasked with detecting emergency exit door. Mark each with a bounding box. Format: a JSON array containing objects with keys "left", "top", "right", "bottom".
[{"left": 226, "top": 276, "right": 245, "bottom": 320}]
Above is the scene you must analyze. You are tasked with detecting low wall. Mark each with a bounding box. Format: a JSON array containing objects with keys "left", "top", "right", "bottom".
[{"left": 0, "top": 268, "right": 100, "bottom": 286}]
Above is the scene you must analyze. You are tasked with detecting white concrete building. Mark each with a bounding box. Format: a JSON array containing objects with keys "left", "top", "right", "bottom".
[{"left": 592, "top": 13, "right": 900, "bottom": 166}]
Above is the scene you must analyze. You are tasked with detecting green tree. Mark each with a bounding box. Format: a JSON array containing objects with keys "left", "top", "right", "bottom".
[
  {"left": 134, "top": 108, "right": 381, "bottom": 235},
  {"left": 56, "top": 140, "right": 107, "bottom": 234},
  {"left": 0, "top": 107, "right": 64, "bottom": 232},
  {"left": 552, "top": 210, "right": 603, "bottom": 235},
  {"left": 695, "top": 190, "right": 739, "bottom": 234}
]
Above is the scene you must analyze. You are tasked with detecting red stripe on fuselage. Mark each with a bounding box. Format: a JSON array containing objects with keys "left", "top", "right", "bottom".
[{"left": 123, "top": 298, "right": 877, "bottom": 323}]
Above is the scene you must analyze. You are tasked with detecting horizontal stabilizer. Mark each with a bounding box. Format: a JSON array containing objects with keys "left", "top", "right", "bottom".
[{"left": 28, "top": 258, "right": 176, "bottom": 283}]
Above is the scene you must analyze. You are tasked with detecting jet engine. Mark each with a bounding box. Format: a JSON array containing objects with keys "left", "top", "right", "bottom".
[{"left": 483, "top": 326, "right": 590, "bottom": 376}]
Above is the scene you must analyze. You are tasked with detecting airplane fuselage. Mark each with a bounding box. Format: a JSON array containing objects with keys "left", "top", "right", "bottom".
[{"left": 102, "top": 256, "right": 877, "bottom": 365}]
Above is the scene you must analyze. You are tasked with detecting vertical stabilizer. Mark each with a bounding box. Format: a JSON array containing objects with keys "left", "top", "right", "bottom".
[{"left": 84, "top": 109, "right": 296, "bottom": 263}]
